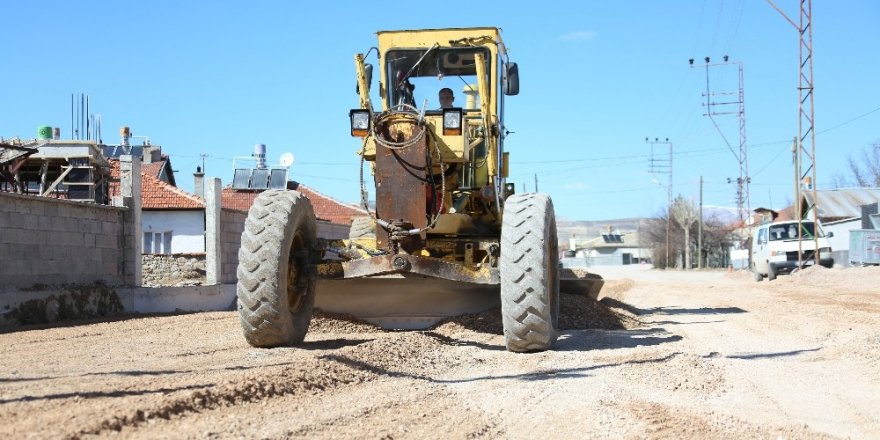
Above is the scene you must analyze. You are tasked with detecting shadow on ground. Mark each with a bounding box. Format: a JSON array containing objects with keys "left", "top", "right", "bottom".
[
  {"left": 320, "top": 351, "right": 681, "bottom": 384},
  {"left": 554, "top": 327, "right": 683, "bottom": 351},
  {"left": 600, "top": 297, "right": 747, "bottom": 316}
]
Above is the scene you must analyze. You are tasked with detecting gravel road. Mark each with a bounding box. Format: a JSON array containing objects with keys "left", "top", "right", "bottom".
[{"left": 1, "top": 265, "right": 878, "bottom": 439}]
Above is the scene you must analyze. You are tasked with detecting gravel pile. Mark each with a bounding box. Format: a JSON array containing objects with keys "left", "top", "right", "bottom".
[
  {"left": 780, "top": 264, "right": 880, "bottom": 292},
  {"left": 310, "top": 310, "right": 383, "bottom": 333},
  {"left": 560, "top": 267, "right": 593, "bottom": 278},
  {"left": 434, "top": 290, "right": 638, "bottom": 334},
  {"left": 311, "top": 276, "right": 640, "bottom": 335}
]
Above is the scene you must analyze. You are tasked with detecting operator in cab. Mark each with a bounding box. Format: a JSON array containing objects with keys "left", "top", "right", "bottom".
[{"left": 438, "top": 87, "right": 455, "bottom": 108}]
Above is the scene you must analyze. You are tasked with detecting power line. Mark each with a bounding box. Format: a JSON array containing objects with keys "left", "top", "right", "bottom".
[{"left": 817, "top": 104, "right": 880, "bottom": 135}]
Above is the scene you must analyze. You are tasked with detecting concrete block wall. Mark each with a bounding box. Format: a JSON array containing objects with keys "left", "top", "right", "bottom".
[
  {"left": 219, "top": 208, "right": 247, "bottom": 284},
  {"left": 0, "top": 192, "right": 133, "bottom": 287},
  {"left": 216, "top": 212, "right": 349, "bottom": 285}
]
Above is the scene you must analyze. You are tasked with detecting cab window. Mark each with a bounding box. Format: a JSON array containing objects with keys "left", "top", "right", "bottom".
[
  {"left": 385, "top": 47, "right": 491, "bottom": 110},
  {"left": 757, "top": 228, "right": 767, "bottom": 245}
]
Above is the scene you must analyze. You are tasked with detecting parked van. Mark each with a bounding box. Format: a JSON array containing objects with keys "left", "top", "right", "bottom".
[{"left": 751, "top": 220, "right": 834, "bottom": 281}]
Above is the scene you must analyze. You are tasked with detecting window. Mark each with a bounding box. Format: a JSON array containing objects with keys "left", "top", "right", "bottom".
[
  {"left": 757, "top": 229, "right": 767, "bottom": 245},
  {"left": 384, "top": 47, "right": 491, "bottom": 109},
  {"left": 143, "top": 231, "right": 173, "bottom": 254}
]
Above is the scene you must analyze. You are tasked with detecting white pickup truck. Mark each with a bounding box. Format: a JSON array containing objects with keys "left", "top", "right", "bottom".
[{"left": 751, "top": 220, "right": 834, "bottom": 281}]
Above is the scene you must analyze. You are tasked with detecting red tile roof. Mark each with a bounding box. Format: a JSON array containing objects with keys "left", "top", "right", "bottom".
[
  {"left": 141, "top": 173, "right": 204, "bottom": 209},
  {"left": 109, "top": 160, "right": 204, "bottom": 209},
  {"left": 110, "top": 159, "right": 364, "bottom": 220},
  {"left": 220, "top": 189, "right": 259, "bottom": 213},
  {"left": 221, "top": 184, "right": 368, "bottom": 225},
  {"left": 142, "top": 161, "right": 166, "bottom": 180}
]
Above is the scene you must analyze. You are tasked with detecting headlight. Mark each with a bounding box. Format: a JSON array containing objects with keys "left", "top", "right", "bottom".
[
  {"left": 349, "top": 109, "right": 370, "bottom": 137},
  {"left": 819, "top": 247, "right": 832, "bottom": 258},
  {"left": 442, "top": 108, "right": 462, "bottom": 136}
]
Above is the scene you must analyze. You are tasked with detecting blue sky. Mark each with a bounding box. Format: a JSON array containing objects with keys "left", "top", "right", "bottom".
[{"left": 4, "top": 1, "right": 879, "bottom": 221}]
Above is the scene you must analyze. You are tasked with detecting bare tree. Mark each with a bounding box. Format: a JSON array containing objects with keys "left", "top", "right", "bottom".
[
  {"left": 643, "top": 207, "right": 735, "bottom": 269},
  {"left": 670, "top": 196, "right": 698, "bottom": 269},
  {"left": 842, "top": 142, "right": 880, "bottom": 187}
]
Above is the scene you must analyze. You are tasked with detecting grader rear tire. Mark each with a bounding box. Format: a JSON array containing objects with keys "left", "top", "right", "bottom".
[
  {"left": 237, "top": 190, "right": 318, "bottom": 347},
  {"left": 500, "top": 193, "right": 560, "bottom": 352}
]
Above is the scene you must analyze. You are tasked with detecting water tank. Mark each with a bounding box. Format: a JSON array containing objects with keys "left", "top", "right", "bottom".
[
  {"left": 120, "top": 126, "right": 131, "bottom": 146},
  {"left": 254, "top": 143, "right": 267, "bottom": 169},
  {"left": 53, "top": 127, "right": 61, "bottom": 140},
  {"left": 37, "top": 125, "right": 53, "bottom": 140}
]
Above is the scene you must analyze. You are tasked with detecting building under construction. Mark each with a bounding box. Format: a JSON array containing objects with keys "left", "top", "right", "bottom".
[{"left": 0, "top": 126, "right": 164, "bottom": 205}]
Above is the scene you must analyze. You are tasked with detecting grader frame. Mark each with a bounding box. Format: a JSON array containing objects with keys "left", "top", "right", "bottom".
[{"left": 236, "top": 27, "right": 561, "bottom": 352}]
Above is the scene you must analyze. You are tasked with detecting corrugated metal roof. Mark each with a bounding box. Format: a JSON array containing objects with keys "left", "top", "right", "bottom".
[{"left": 804, "top": 188, "right": 880, "bottom": 219}]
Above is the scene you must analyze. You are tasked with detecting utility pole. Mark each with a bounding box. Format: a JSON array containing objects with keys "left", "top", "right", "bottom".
[
  {"left": 647, "top": 137, "right": 673, "bottom": 268},
  {"left": 689, "top": 56, "right": 750, "bottom": 231},
  {"left": 534, "top": 173, "right": 539, "bottom": 193},
  {"left": 699, "top": 175, "right": 703, "bottom": 269},
  {"left": 768, "top": 0, "right": 819, "bottom": 266},
  {"left": 792, "top": 136, "right": 800, "bottom": 232}
]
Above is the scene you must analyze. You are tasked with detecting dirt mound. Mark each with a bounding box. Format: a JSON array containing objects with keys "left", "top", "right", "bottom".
[
  {"left": 310, "top": 276, "right": 639, "bottom": 336},
  {"left": 338, "top": 332, "right": 455, "bottom": 376},
  {"left": 310, "top": 310, "right": 383, "bottom": 333},
  {"left": 434, "top": 291, "right": 639, "bottom": 335},
  {"left": 788, "top": 263, "right": 829, "bottom": 279},
  {"left": 559, "top": 293, "right": 640, "bottom": 330},
  {"left": 560, "top": 267, "right": 592, "bottom": 278},
  {"left": 778, "top": 265, "right": 880, "bottom": 294},
  {"left": 600, "top": 278, "right": 636, "bottom": 298}
]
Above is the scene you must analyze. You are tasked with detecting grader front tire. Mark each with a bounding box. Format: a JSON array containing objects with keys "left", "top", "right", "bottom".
[
  {"left": 500, "top": 193, "right": 560, "bottom": 352},
  {"left": 237, "top": 190, "right": 318, "bottom": 347}
]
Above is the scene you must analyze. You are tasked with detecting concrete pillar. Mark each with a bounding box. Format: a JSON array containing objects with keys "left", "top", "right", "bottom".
[
  {"left": 119, "top": 155, "right": 142, "bottom": 286},
  {"left": 205, "top": 178, "right": 222, "bottom": 285}
]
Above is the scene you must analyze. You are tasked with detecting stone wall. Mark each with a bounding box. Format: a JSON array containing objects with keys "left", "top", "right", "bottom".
[
  {"left": 0, "top": 191, "right": 136, "bottom": 287},
  {"left": 141, "top": 254, "right": 207, "bottom": 287}
]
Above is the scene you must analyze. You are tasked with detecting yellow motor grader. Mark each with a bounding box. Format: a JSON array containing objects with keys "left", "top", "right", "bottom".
[{"left": 236, "top": 27, "right": 560, "bottom": 352}]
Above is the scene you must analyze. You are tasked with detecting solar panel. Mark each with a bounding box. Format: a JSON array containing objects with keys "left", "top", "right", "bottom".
[
  {"left": 232, "top": 169, "right": 252, "bottom": 189},
  {"left": 269, "top": 169, "right": 287, "bottom": 189},
  {"left": 251, "top": 169, "right": 270, "bottom": 189},
  {"left": 101, "top": 145, "right": 144, "bottom": 159}
]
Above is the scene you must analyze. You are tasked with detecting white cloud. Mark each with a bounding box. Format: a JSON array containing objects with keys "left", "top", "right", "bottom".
[
  {"left": 559, "top": 30, "right": 597, "bottom": 42},
  {"left": 564, "top": 181, "right": 588, "bottom": 190}
]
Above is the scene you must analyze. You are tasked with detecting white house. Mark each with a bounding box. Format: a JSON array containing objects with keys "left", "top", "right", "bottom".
[{"left": 802, "top": 188, "right": 880, "bottom": 265}]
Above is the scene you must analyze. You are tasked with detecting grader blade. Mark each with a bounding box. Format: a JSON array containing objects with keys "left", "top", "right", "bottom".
[{"left": 314, "top": 276, "right": 500, "bottom": 330}]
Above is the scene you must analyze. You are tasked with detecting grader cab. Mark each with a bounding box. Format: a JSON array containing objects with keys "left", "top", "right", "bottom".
[{"left": 236, "top": 27, "right": 561, "bottom": 352}]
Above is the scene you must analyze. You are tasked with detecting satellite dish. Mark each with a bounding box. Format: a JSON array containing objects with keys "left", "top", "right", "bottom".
[{"left": 279, "top": 152, "right": 295, "bottom": 167}]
